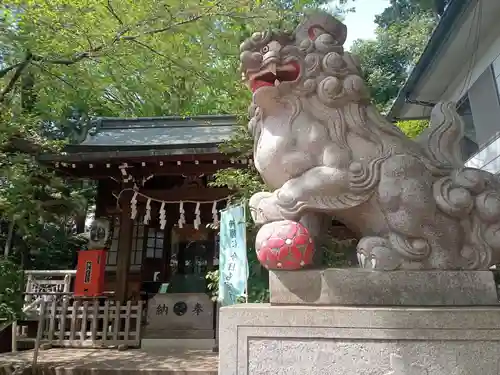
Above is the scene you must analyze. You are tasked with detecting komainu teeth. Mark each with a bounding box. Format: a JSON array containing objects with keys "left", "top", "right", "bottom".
[
  {"left": 274, "top": 79, "right": 280, "bottom": 86},
  {"left": 269, "top": 63, "right": 277, "bottom": 75},
  {"left": 359, "top": 253, "right": 366, "bottom": 267}
]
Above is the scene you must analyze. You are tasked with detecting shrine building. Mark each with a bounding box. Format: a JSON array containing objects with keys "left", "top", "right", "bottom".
[{"left": 40, "top": 115, "right": 248, "bottom": 343}]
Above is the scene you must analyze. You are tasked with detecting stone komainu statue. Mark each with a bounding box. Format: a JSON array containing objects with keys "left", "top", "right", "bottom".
[{"left": 241, "top": 11, "right": 500, "bottom": 271}]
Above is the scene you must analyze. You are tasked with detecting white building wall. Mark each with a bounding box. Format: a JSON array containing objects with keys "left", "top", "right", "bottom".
[
  {"left": 466, "top": 137, "right": 500, "bottom": 173},
  {"left": 492, "top": 52, "right": 500, "bottom": 89},
  {"left": 445, "top": 15, "right": 500, "bottom": 102},
  {"left": 467, "top": 52, "right": 500, "bottom": 174},
  {"left": 467, "top": 67, "right": 500, "bottom": 146},
  {"left": 451, "top": 30, "right": 500, "bottom": 174}
]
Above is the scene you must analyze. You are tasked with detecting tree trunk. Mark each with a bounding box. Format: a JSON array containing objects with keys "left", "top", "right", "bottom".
[
  {"left": 21, "top": 67, "right": 36, "bottom": 113},
  {"left": 75, "top": 212, "right": 87, "bottom": 234},
  {"left": 3, "top": 220, "right": 14, "bottom": 257}
]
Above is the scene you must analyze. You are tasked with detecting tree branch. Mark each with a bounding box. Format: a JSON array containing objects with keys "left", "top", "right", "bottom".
[
  {"left": 31, "top": 62, "right": 77, "bottom": 90},
  {"left": 0, "top": 62, "right": 23, "bottom": 79},
  {"left": 128, "top": 39, "right": 211, "bottom": 83},
  {"left": 37, "top": 49, "right": 101, "bottom": 65},
  {"left": 0, "top": 5, "right": 228, "bottom": 102},
  {"left": 119, "top": 13, "right": 206, "bottom": 41},
  {"left": 142, "top": 14, "right": 204, "bottom": 36},
  {"left": 0, "top": 53, "right": 33, "bottom": 104},
  {"left": 106, "top": 0, "right": 124, "bottom": 25},
  {"left": 37, "top": 14, "right": 207, "bottom": 66}
]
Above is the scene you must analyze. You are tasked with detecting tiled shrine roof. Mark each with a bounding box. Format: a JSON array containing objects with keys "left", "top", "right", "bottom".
[{"left": 42, "top": 115, "right": 239, "bottom": 162}]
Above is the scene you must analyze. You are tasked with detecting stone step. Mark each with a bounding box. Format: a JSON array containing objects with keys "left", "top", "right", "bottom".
[
  {"left": 141, "top": 338, "right": 216, "bottom": 351},
  {"left": 142, "top": 328, "right": 214, "bottom": 339}
]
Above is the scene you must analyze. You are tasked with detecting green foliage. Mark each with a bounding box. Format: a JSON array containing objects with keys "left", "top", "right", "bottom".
[
  {"left": 0, "top": 108, "right": 88, "bottom": 268},
  {"left": 1, "top": 0, "right": 346, "bottom": 118},
  {"left": 0, "top": 257, "right": 23, "bottom": 321},
  {"left": 374, "top": 0, "right": 444, "bottom": 29},
  {"left": 211, "top": 168, "right": 266, "bottom": 201},
  {"left": 245, "top": 224, "right": 270, "bottom": 303},
  {"left": 397, "top": 119, "right": 429, "bottom": 139},
  {"left": 321, "top": 238, "right": 357, "bottom": 268},
  {"left": 350, "top": 3, "right": 437, "bottom": 112},
  {"left": 212, "top": 117, "right": 266, "bottom": 200},
  {"left": 27, "top": 222, "right": 87, "bottom": 270},
  {"left": 205, "top": 269, "right": 220, "bottom": 302}
]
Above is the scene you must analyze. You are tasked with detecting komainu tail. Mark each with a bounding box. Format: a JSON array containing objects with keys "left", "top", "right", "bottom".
[{"left": 415, "top": 101, "right": 465, "bottom": 169}]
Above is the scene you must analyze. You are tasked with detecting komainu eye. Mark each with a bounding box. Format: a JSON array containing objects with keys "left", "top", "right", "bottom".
[{"left": 261, "top": 45, "right": 269, "bottom": 54}]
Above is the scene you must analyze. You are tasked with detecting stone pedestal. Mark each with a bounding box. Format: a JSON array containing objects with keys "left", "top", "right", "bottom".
[
  {"left": 219, "top": 304, "right": 500, "bottom": 375},
  {"left": 218, "top": 269, "right": 500, "bottom": 375},
  {"left": 269, "top": 269, "right": 499, "bottom": 306}
]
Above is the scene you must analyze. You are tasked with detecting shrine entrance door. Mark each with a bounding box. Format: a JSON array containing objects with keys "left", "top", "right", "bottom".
[
  {"left": 144, "top": 224, "right": 217, "bottom": 340},
  {"left": 141, "top": 226, "right": 169, "bottom": 283},
  {"left": 168, "top": 225, "right": 215, "bottom": 292}
]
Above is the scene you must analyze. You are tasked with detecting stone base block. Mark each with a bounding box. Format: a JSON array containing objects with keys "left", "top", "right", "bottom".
[
  {"left": 218, "top": 304, "right": 500, "bottom": 375},
  {"left": 269, "top": 268, "right": 499, "bottom": 305}
]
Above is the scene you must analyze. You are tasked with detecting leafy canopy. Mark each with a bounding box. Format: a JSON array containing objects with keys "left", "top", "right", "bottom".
[
  {"left": 348, "top": 0, "right": 439, "bottom": 138},
  {"left": 1, "top": 0, "right": 347, "bottom": 299},
  {"left": 350, "top": 8, "right": 436, "bottom": 113},
  {"left": 1, "top": 0, "right": 342, "bottom": 118}
]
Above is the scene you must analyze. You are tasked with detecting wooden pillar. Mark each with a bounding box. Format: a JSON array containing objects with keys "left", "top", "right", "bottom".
[
  {"left": 115, "top": 200, "right": 133, "bottom": 302},
  {"left": 163, "top": 223, "right": 173, "bottom": 282},
  {"left": 94, "top": 180, "right": 108, "bottom": 217}
]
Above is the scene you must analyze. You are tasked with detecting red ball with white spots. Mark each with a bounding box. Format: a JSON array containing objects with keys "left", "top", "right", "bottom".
[{"left": 255, "top": 220, "right": 315, "bottom": 270}]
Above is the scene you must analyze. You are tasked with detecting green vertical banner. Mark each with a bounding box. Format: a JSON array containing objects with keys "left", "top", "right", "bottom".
[{"left": 218, "top": 203, "right": 248, "bottom": 306}]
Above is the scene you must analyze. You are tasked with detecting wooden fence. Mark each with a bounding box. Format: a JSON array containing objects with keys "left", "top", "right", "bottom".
[
  {"left": 23, "top": 270, "right": 75, "bottom": 314},
  {"left": 13, "top": 299, "right": 143, "bottom": 350}
]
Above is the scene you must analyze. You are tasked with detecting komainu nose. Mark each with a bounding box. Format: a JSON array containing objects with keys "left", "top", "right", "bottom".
[{"left": 262, "top": 51, "right": 280, "bottom": 64}]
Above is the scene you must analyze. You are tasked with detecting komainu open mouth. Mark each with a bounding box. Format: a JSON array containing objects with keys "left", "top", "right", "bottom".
[{"left": 249, "top": 62, "right": 300, "bottom": 93}]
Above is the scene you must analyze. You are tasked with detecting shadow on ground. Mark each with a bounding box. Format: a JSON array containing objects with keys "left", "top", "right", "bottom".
[{"left": 0, "top": 348, "right": 218, "bottom": 375}]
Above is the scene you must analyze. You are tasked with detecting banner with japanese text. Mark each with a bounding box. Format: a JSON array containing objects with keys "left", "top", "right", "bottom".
[{"left": 218, "top": 203, "right": 248, "bottom": 306}]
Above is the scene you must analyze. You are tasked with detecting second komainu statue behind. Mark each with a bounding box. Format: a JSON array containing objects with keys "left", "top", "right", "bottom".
[{"left": 242, "top": 11, "right": 500, "bottom": 271}]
